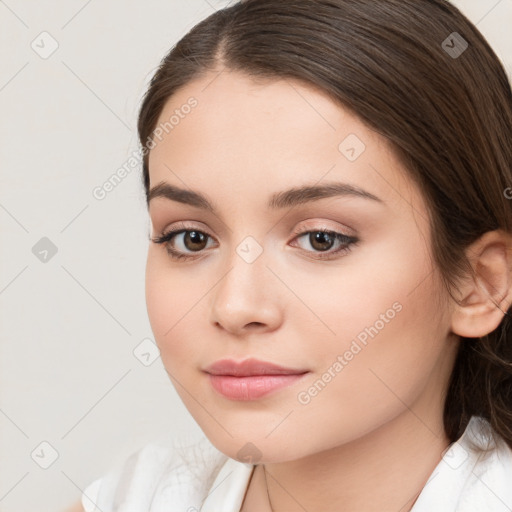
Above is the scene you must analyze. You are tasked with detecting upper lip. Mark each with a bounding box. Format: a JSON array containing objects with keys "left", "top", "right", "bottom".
[{"left": 204, "top": 357, "right": 309, "bottom": 377}]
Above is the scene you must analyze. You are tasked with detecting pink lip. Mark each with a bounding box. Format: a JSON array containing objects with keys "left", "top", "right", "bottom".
[
  {"left": 204, "top": 357, "right": 308, "bottom": 376},
  {"left": 204, "top": 358, "right": 309, "bottom": 401}
]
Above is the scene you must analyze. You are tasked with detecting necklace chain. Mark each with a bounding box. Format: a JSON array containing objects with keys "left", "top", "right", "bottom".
[
  {"left": 262, "top": 461, "right": 425, "bottom": 512},
  {"left": 263, "top": 465, "right": 275, "bottom": 512}
]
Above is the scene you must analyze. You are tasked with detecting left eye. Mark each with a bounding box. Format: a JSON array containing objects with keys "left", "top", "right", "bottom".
[
  {"left": 290, "top": 228, "right": 358, "bottom": 260},
  {"left": 151, "top": 227, "right": 358, "bottom": 261},
  {"left": 151, "top": 228, "right": 214, "bottom": 260}
]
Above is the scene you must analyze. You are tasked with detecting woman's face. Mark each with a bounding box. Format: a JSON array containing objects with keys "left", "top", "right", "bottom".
[{"left": 145, "top": 69, "right": 458, "bottom": 462}]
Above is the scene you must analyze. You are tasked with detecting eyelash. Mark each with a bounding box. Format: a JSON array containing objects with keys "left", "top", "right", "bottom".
[{"left": 151, "top": 222, "right": 358, "bottom": 262}]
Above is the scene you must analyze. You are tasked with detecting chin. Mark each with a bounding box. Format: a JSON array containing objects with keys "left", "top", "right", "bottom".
[{"left": 201, "top": 429, "right": 308, "bottom": 464}]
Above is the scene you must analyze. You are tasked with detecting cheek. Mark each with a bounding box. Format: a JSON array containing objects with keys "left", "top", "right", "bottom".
[
  {"left": 145, "top": 250, "right": 201, "bottom": 364},
  {"left": 293, "top": 233, "right": 445, "bottom": 430},
  {"left": 145, "top": 252, "right": 170, "bottom": 339},
  {"left": 288, "top": 224, "right": 436, "bottom": 352}
]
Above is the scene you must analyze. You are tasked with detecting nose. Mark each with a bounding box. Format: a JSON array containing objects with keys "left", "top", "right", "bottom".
[{"left": 209, "top": 249, "right": 283, "bottom": 336}]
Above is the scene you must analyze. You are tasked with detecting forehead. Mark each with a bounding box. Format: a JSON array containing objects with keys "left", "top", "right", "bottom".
[{"left": 147, "top": 69, "right": 426, "bottom": 220}]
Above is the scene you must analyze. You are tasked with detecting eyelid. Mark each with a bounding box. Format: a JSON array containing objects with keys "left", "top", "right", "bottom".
[
  {"left": 152, "top": 220, "right": 213, "bottom": 239},
  {"left": 153, "top": 219, "right": 355, "bottom": 244},
  {"left": 291, "top": 219, "right": 356, "bottom": 237}
]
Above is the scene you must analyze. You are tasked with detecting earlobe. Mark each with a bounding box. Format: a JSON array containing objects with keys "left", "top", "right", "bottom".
[{"left": 450, "top": 229, "right": 512, "bottom": 339}]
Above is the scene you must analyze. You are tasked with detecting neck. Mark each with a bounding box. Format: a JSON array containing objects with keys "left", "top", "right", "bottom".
[{"left": 256, "top": 409, "right": 451, "bottom": 512}]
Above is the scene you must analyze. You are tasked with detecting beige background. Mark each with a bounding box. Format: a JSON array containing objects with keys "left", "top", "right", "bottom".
[{"left": 0, "top": 0, "right": 511, "bottom": 511}]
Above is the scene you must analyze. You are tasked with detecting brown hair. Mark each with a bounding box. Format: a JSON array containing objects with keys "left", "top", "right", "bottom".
[{"left": 137, "top": 0, "right": 512, "bottom": 449}]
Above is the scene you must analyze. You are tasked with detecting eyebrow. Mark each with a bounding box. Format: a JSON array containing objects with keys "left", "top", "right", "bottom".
[{"left": 147, "top": 181, "right": 383, "bottom": 212}]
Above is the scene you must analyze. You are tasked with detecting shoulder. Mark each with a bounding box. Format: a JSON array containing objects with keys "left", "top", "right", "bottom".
[
  {"left": 412, "top": 416, "right": 512, "bottom": 512},
  {"left": 81, "top": 434, "right": 228, "bottom": 511},
  {"left": 456, "top": 416, "right": 512, "bottom": 511},
  {"left": 62, "top": 502, "right": 85, "bottom": 512}
]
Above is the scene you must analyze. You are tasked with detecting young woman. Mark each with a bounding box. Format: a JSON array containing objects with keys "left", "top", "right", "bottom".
[{"left": 73, "top": 0, "right": 512, "bottom": 510}]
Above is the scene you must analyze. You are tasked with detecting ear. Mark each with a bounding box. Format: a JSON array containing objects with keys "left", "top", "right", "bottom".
[{"left": 450, "top": 229, "right": 512, "bottom": 338}]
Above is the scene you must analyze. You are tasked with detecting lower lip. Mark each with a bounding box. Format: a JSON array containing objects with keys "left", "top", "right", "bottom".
[{"left": 207, "top": 373, "right": 308, "bottom": 401}]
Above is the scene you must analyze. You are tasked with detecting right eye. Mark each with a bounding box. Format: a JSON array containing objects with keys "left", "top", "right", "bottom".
[{"left": 152, "top": 226, "right": 216, "bottom": 261}]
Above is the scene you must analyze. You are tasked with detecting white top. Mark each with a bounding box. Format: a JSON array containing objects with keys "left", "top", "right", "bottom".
[{"left": 82, "top": 416, "right": 512, "bottom": 511}]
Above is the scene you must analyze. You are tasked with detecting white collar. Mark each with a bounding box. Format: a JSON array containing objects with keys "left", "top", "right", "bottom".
[{"left": 411, "top": 416, "right": 512, "bottom": 511}]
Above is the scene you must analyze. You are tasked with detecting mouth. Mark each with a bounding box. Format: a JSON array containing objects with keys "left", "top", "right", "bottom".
[{"left": 203, "top": 357, "right": 310, "bottom": 401}]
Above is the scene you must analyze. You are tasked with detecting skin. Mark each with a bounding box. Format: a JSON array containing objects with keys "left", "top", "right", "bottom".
[
  {"left": 139, "top": 68, "right": 512, "bottom": 512},
  {"left": 63, "top": 504, "right": 84, "bottom": 512}
]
